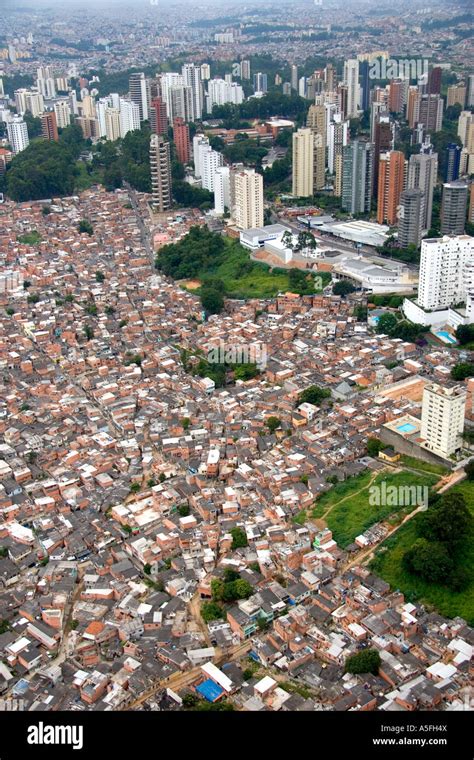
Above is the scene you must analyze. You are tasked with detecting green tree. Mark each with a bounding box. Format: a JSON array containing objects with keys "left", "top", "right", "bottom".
[
  {"left": 78, "top": 219, "right": 93, "bottom": 236},
  {"left": 344, "top": 649, "right": 381, "bottom": 675},
  {"left": 266, "top": 416, "right": 281, "bottom": 433},
  {"left": 402, "top": 538, "right": 454, "bottom": 584},
  {"left": 143, "top": 564, "right": 151, "bottom": 575},
  {"left": 95, "top": 270, "right": 105, "bottom": 282},
  {"left": 201, "top": 287, "right": 224, "bottom": 314},
  {"left": 297, "top": 385, "right": 331, "bottom": 406},
  {"left": 451, "top": 363, "right": 474, "bottom": 381},
  {"left": 230, "top": 527, "right": 248, "bottom": 549},
  {"left": 333, "top": 280, "right": 356, "bottom": 297},
  {"left": 366, "top": 438, "right": 383, "bottom": 457},
  {"left": 201, "top": 601, "right": 225, "bottom": 622},
  {"left": 418, "top": 493, "right": 472, "bottom": 552},
  {"left": 130, "top": 482, "right": 141, "bottom": 494}
]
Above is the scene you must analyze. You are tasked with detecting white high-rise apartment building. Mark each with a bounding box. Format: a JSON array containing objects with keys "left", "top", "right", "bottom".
[
  {"left": 169, "top": 85, "right": 193, "bottom": 123},
  {"left": 343, "top": 59, "right": 359, "bottom": 119},
  {"left": 231, "top": 168, "right": 264, "bottom": 230},
  {"left": 129, "top": 72, "right": 149, "bottom": 122},
  {"left": 161, "top": 73, "right": 184, "bottom": 117},
  {"left": 15, "top": 89, "right": 44, "bottom": 117},
  {"left": 201, "top": 148, "right": 223, "bottom": 192},
  {"left": 182, "top": 63, "right": 203, "bottom": 121},
  {"left": 327, "top": 113, "right": 349, "bottom": 175},
  {"left": 214, "top": 166, "right": 230, "bottom": 214},
  {"left": 193, "top": 134, "right": 210, "bottom": 178},
  {"left": 421, "top": 383, "right": 466, "bottom": 458},
  {"left": 7, "top": 117, "right": 29, "bottom": 154},
  {"left": 418, "top": 235, "right": 474, "bottom": 311},
  {"left": 407, "top": 152, "right": 438, "bottom": 232},
  {"left": 96, "top": 99, "right": 109, "bottom": 138},
  {"left": 36, "top": 66, "right": 56, "bottom": 98},
  {"left": 119, "top": 99, "right": 140, "bottom": 138},
  {"left": 292, "top": 127, "right": 314, "bottom": 198},
  {"left": 54, "top": 100, "right": 71, "bottom": 128},
  {"left": 206, "top": 79, "right": 244, "bottom": 111},
  {"left": 457, "top": 111, "right": 473, "bottom": 147}
]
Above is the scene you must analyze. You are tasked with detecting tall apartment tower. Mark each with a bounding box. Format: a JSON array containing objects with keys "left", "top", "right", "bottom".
[
  {"left": 341, "top": 140, "right": 374, "bottom": 214},
  {"left": 343, "top": 59, "right": 359, "bottom": 119},
  {"left": 388, "top": 80, "right": 404, "bottom": 114},
  {"left": 173, "top": 118, "right": 190, "bottom": 164},
  {"left": 359, "top": 61, "right": 370, "bottom": 112},
  {"left": 418, "top": 94, "right": 443, "bottom": 132},
  {"left": 377, "top": 150, "right": 406, "bottom": 225},
  {"left": 324, "top": 63, "right": 336, "bottom": 93},
  {"left": 182, "top": 63, "right": 203, "bottom": 121},
  {"left": 129, "top": 72, "right": 149, "bottom": 122},
  {"left": 105, "top": 107, "right": 121, "bottom": 141},
  {"left": 427, "top": 66, "right": 442, "bottom": 95},
  {"left": 214, "top": 166, "right": 230, "bottom": 215},
  {"left": 201, "top": 148, "right": 223, "bottom": 192},
  {"left": 407, "top": 152, "right": 438, "bottom": 232},
  {"left": 420, "top": 384, "right": 466, "bottom": 458},
  {"left": 398, "top": 188, "right": 423, "bottom": 249},
  {"left": 40, "top": 111, "right": 59, "bottom": 142},
  {"left": 373, "top": 115, "right": 392, "bottom": 197},
  {"left": 150, "top": 98, "right": 168, "bottom": 135},
  {"left": 241, "top": 60, "right": 251, "bottom": 80},
  {"left": 327, "top": 114, "right": 349, "bottom": 175},
  {"left": 446, "top": 84, "right": 466, "bottom": 108},
  {"left": 150, "top": 134, "right": 172, "bottom": 213},
  {"left": 169, "top": 85, "right": 194, "bottom": 123},
  {"left": 7, "top": 117, "right": 29, "bottom": 154},
  {"left": 230, "top": 168, "right": 264, "bottom": 230},
  {"left": 306, "top": 105, "right": 326, "bottom": 192},
  {"left": 291, "top": 64, "right": 298, "bottom": 91},
  {"left": 444, "top": 143, "right": 462, "bottom": 182},
  {"left": 441, "top": 181, "right": 468, "bottom": 235},
  {"left": 418, "top": 234, "right": 474, "bottom": 310},
  {"left": 292, "top": 127, "right": 314, "bottom": 198}
]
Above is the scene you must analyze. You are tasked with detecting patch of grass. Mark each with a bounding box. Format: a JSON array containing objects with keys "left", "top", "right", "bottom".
[
  {"left": 292, "top": 510, "right": 307, "bottom": 525},
  {"left": 74, "top": 161, "right": 103, "bottom": 191},
  {"left": 279, "top": 680, "right": 314, "bottom": 699},
  {"left": 18, "top": 230, "right": 41, "bottom": 245},
  {"left": 398, "top": 455, "right": 449, "bottom": 476},
  {"left": 370, "top": 480, "right": 474, "bottom": 625},
  {"left": 312, "top": 470, "right": 437, "bottom": 548}
]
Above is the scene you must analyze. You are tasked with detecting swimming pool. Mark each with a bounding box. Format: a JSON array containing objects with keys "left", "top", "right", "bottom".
[
  {"left": 397, "top": 422, "right": 417, "bottom": 433},
  {"left": 436, "top": 331, "right": 456, "bottom": 344}
]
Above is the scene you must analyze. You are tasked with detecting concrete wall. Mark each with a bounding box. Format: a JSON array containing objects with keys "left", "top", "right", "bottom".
[{"left": 379, "top": 427, "right": 453, "bottom": 469}]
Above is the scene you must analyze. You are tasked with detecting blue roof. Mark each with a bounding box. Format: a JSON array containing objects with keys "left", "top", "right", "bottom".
[{"left": 196, "top": 679, "right": 224, "bottom": 702}]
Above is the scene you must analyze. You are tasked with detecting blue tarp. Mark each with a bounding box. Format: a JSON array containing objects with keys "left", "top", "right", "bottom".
[{"left": 196, "top": 679, "right": 224, "bottom": 702}]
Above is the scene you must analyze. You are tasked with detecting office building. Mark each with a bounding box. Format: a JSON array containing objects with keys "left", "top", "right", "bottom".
[
  {"left": 407, "top": 152, "right": 438, "bottom": 232},
  {"left": 129, "top": 72, "right": 149, "bottom": 122},
  {"left": 150, "top": 134, "right": 172, "bottom": 212},
  {"left": 40, "top": 111, "right": 58, "bottom": 142},
  {"left": 231, "top": 168, "right": 264, "bottom": 230},
  {"left": 182, "top": 63, "right": 203, "bottom": 121},
  {"left": 173, "top": 118, "right": 190, "bottom": 164},
  {"left": 214, "top": 166, "right": 230, "bottom": 215},
  {"left": 343, "top": 59, "right": 359, "bottom": 119},
  {"left": 398, "top": 189, "right": 423, "bottom": 249},
  {"left": 441, "top": 181, "right": 468, "bottom": 235},
  {"left": 420, "top": 384, "right": 466, "bottom": 458},
  {"left": 292, "top": 128, "right": 314, "bottom": 198},
  {"left": 377, "top": 150, "right": 406, "bottom": 225},
  {"left": 7, "top": 117, "right": 29, "bottom": 154},
  {"left": 341, "top": 140, "right": 374, "bottom": 214}
]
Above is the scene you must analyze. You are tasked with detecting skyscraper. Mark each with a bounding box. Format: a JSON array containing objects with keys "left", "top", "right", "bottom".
[
  {"left": 417, "top": 234, "right": 474, "bottom": 311},
  {"left": 214, "top": 166, "right": 230, "bottom": 215},
  {"left": 292, "top": 128, "right": 314, "bottom": 198},
  {"left": 193, "top": 134, "right": 210, "bottom": 178},
  {"left": 341, "top": 140, "right": 374, "bottom": 214},
  {"left": 119, "top": 99, "right": 140, "bottom": 138},
  {"left": 373, "top": 115, "right": 392, "bottom": 197},
  {"left": 54, "top": 100, "right": 71, "bottom": 128},
  {"left": 201, "top": 148, "right": 223, "bottom": 192},
  {"left": 343, "top": 59, "right": 359, "bottom": 119},
  {"left": 441, "top": 181, "right": 468, "bottom": 235},
  {"left": 377, "top": 150, "right": 406, "bottom": 225},
  {"left": 105, "top": 107, "right": 121, "bottom": 142},
  {"left": 427, "top": 66, "right": 442, "bottom": 95},
  {"left": 129, "top": 72, "right": 149, "bottom": 122},
  {"left": 446, "top": 84, "right": 466, "bottom": 108},
  {"left": 150, "top": 134, "right": 172, "bottom": 213},
  {"left": 230, "top": 168, "right": 264, "bottom": 230},
  {"left": 150, "top": 98, "right": 168, "bottom": 136},
  {"left": 324, "top": 63, "right": 336, "bottom": 93},
  {"left": 291, "top": 64, "right": 298, "bottom": 92},
  {"left": 388, "top": 80, "right": 403, "bottom": 114},
  {"left": 306, "top": 105, "right": 326, "bottom": 192},
  {"left": 359, "top": 61, "right": 370, "bottom": 112},
  {"left": 398, "top": 189, "right": 423, "bottom": 249},
  {"left": 407, "top": 152, "right": 438, "bottom": 232},
  {"left": 241, "top": 60, "right": 251, "bottom": 80},
  {"left": 7, "top": 117, "right": 29, "bottom": 154},
  {"left": 418, "top": 94, "right": 443, "bottom": 133},
  {"left": 444, "top": 143, "right": 462, "bottom": 182},
  {"left": 253, "top": 72, "right": 268, "bottom": 93},
  {"left": 40, "top": 111, "right": 58, "bottom": 142},
  {"left": 182, "top": 63, "right": 203, "bottom": 121},
  {"left": 169, "top": 85, "right": 193, "bottom": 123},
  {"left": 173, "top": 118, "right": 190, "bottom": 165}
]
